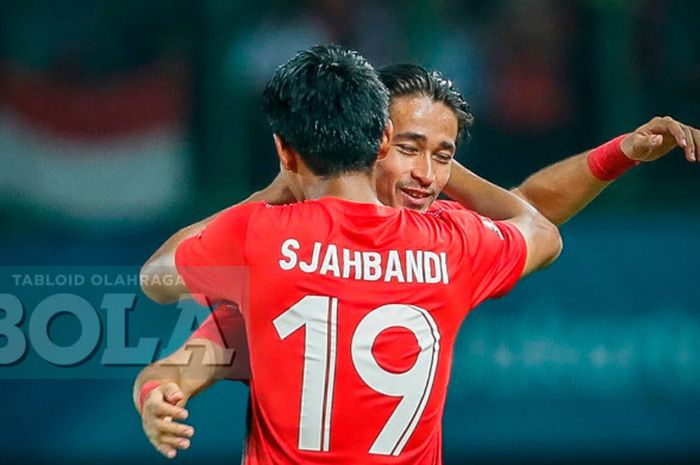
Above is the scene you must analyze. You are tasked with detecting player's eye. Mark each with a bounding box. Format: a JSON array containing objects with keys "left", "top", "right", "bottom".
[
  {"left": 433, "top": 153, "right": 453, "bottom": 164},
  {"left": 396, "top": 144, "right": 419, "bottom": 155}
]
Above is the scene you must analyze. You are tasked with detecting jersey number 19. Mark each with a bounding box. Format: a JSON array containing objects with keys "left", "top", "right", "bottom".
[{"left": 273, "top": 295, "right": 441, "bottom": 456}]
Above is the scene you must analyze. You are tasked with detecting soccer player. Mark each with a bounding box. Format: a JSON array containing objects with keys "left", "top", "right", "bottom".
[
  {"left": 135, "top": 62, "right": 699, "bottom": 459},
  {"left": 134, "top": 44, "right": 563, "bottom": 464}
]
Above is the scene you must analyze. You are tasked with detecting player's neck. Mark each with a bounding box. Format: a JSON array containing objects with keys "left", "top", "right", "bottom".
[{"left": 302, "top": 171, "right": 382, "bottom": 205}]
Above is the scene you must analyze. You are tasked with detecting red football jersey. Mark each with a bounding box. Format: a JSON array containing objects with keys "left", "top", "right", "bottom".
[
  {"left": 176, "top": 197, "right": 526, "bottom": 465},
  {"left": 189, "top": 201, "right": 493, "bottom": 381},
  {"left": 189, "top": 302, "right": 251, "bottom": 381}
]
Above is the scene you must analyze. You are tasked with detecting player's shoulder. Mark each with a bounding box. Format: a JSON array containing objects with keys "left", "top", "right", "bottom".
[
  {"left": 423, "top": 201, "right": 512, "bottom": 241},
  {"left": 215, "top": 201, "right": 270, "bottom": 225},
  {"left": 225, "top": 198, "right": 366, "bottom": 231},
  {"left": 427, "top": 199, "right": 469, "bottom": 213},
  {"left": 281, "top": 197, "right": 400, "bottom": 218},
  {"left": 425, "top": 200, "right": 481, "bottom": 225}
]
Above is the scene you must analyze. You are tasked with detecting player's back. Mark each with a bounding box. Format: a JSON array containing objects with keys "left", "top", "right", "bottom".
[{"left": 176, "top": 197, "right": 526, "bottom": 465}]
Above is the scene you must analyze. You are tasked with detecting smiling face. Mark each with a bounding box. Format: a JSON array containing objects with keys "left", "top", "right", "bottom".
[{"left": 375, "top": 95, "right": 460, "bottom": 212}]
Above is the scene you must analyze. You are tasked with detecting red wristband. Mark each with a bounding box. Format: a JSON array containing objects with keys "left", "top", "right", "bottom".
[
  {"left": 139, "top": 380, "right": 161, "bottom": 411},
  {"left": 586, "top": 134, "right": 639, "bottom": 181}
]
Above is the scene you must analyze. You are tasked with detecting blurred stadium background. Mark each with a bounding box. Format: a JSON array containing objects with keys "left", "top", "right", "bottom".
[{"left": 0, "top": 0, "right": 698, "bottom": 464}]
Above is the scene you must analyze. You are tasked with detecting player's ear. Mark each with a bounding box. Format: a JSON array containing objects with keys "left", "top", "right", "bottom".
[
  {"left": 376, "top": 120, "right": 394, "bottom": 161},
  {"left": 274, "top": 134, "right": 298, "bottom": 173}
]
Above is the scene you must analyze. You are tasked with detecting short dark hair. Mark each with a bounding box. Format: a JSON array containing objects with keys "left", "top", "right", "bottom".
[
  {"left": 378, "top": 64, "right": 474, "bottom": 144},
  {"left": 262, "top": 45, "right": 390, "bottom": 177}
]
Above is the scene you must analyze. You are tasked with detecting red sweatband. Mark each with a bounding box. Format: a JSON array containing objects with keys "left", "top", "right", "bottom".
[
  {"left": 139, "top": 380, "right": 161, "bottom": 411},
  {"left": 586, "top": 134, "right": 639, "bottom": 181}
]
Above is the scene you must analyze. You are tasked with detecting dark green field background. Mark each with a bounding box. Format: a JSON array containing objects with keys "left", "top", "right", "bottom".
[{"left": 0, "top": 1, "right": 698, "bottom": 464}]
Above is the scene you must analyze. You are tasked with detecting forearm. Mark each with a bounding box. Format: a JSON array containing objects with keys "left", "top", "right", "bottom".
[
  {"left": 133, "top": 363, "right": 183, "bottom": 414},
  {"left": 443, "top": 161, "right": 562, "bottom": 275},
  {"left": 511, "top": 116, "right": 697, "bottom": 226},
  {"left": 512, "top": 151, "right": 609, "bottom": 226},
  {"left": 442, "top": 160, "right": 535, "bottom": 220},
  {"left": 133, "top": 339, "right": 225, "bottom": 414}
]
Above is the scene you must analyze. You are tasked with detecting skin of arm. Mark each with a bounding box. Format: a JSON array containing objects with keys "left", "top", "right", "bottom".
[
  {"left": 511, "top": 152, "right": 607, "bottom": 226},
  {"left": 441, "top": 161, "right": 562, "bottom": 277},
  {"left": 440, "top": 117, "right": 698, "bottom": 273},
  {"left": 441, "top": 157, "right": 606, "bottom": 227},
  {"left": 446, "top": 117, "right": 698, "bottom": 227},
  {"left": 513, "top": 116, "right": 697, "bottom": 225},
  {"left": 140, "top": 172, "right": 296, "bottom": 304},
  {"left": 504, "top": 116, "right": 698, "bottom": 226},
  {"left": 133, "top": 338, "right": 234, "bottom": 459}
]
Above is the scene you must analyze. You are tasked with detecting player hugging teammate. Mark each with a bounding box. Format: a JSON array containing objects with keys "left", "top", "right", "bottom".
[{"left": 134, "top": 44, "right": 699, "bottom": 464}]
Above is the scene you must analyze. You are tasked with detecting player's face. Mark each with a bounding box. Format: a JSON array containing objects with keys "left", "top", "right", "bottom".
[{"left": 375, "top": 95, "right": 458, "bottom": 212}]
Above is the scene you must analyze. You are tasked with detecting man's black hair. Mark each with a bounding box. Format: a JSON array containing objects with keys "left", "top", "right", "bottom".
[
  {"left": 262, "top": 44, "right": 390, "bottom": 177},
  {"left": 378, "top": 64, "right": 474, "bottom": 144}
]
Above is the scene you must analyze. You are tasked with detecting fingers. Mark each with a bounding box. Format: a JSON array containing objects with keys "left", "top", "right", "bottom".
[
  {"left": 151, "top": 436, "right": 190, "bottom": 459},
  {"left": 160, "top": 382, "right": 185, "bottom": 405},
  {"left": 154, "top": 418, "right": 195, "bottom": 438},
  {"left": 160, "top": 434, "right": 191, "bottom": 451},
  {"left": 142, "top": 384, "right": 188, "bottom": 420},
  {"left": 657, "top": 116, "right": 695, "bottom": 161},
  {"left": 654, "top": 116, "right": 687, "bottom": 149},
  {"left": 682, "top": 124, "right": 696, "bottom": 162},
  {"left": 691, "top": 125, "right": 700, "bottom": 163},
  {"left": 145, "top": 398, "right": 189, "bottom": 420},
  {"left": 648, "top": 134, "right": 663, "bottom": 147},
  {"left": 144, "top": 419, "right": 195, "bottom": 459},
  {"left": 141, "top": 382, "right": 194, "bottom": 460},
  {"left": 155, "top": 443, "right": 177, "bottom": 460},
  {"left": 643, "top": 116, "right": 698, "bottom": 162},
  {"left": 630, "top": 133, "right": 661, "bottom": 157}
]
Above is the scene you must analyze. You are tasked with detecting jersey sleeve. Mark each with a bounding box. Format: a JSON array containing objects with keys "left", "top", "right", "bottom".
[
  {"left": 188, "top": 303, "right": 251, "bottom": 381},
  {"left": 175, "top": 202, "right": 262, "bottom": 307},
  {"left": 444, "top": 209, "right": 528, "bottom": 308}
]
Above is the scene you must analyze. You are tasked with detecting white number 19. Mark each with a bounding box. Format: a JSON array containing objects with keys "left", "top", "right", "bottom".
[{"left": 273, "top": 295, "right": 440, "bottom": 456}]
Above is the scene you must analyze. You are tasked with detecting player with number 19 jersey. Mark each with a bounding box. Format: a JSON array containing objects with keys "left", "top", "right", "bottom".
[{"left": 175, "top": 197, "right": 527, "bottom": 465}]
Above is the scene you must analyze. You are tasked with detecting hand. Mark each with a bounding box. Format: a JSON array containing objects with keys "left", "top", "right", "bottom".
[
  {"left": 620, "top": 116, "right": 699, "bottom": 163},
  {"left": 141, "top": 382, "right": 195, "bottom": 459}
]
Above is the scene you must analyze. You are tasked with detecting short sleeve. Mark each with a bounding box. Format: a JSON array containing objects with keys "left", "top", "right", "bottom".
[
  {"left": 188, "top": 303, "right": 251, "bottom": 381},
  {"left": 175, "top": 202, "right": 262, "bottom": 307},
  {"left": 443, "top": 210, "right": 528, "bottom": 308}
]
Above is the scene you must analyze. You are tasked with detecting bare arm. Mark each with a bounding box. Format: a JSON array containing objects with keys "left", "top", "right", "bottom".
[
  {"left": 511, "top": 152, "right": 608, "bottom": 226},
  {"left": 132, "top": 338, "right": 231, "bottom": 412},
  {"left": 442, "top": 160, "right": 535, "bottom": 222},
  {"left": 447, "top": 117, "right": 697, "bottom": 228},
  {"left": 514, "top": 116, "right": 698, "bottom": 225},
  {"left": 442, "top": 116, "right": 696, "bottom": 275},
  {"left": 133, "top": 338, "right": 232, "bottom": 459},
  {"left": 442, "top": 161, "right": 562, "bottom": 277},
  {"left": 140, "top": 173, "right": 296, "bottom": 304}
]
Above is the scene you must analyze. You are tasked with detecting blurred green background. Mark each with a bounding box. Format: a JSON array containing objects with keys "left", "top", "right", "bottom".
[{"left": 0, "top": 1, "right": 698, "bottom": 464}]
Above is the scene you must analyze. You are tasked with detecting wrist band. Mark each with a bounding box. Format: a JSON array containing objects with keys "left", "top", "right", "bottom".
[
  {"left": 586, "top": 134, "right": 639, "bottom": 181},
  {"left": 139, "top": 380, "right": 161, "bottom": 411}
]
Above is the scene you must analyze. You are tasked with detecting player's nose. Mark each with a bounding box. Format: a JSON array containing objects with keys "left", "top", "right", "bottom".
[{"left": 411, "top": 155, "right": 435, "bottom": 187}]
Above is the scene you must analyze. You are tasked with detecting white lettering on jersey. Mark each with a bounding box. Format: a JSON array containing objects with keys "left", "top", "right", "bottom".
[
  {"left": 319, "top": 244, "right": 341, "bottom": 277},
  {"left": 279, "top": 238, "right": 300, "bottom": 271},
  {"left": 279, "top": 240, "right": 449, "bottom": 285}
]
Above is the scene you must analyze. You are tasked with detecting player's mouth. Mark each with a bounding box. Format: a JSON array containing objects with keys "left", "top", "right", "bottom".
[{"left": 399, "top": 187, "right": 434, "bottom": 210}]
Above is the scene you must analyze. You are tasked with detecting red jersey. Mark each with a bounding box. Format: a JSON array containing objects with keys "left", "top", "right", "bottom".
[
  {"left": 189, "top": 201, "right": 488, "bottom": 380},
  {"left": 176, "top": 197, "right": 526, "bottom": 465}
]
